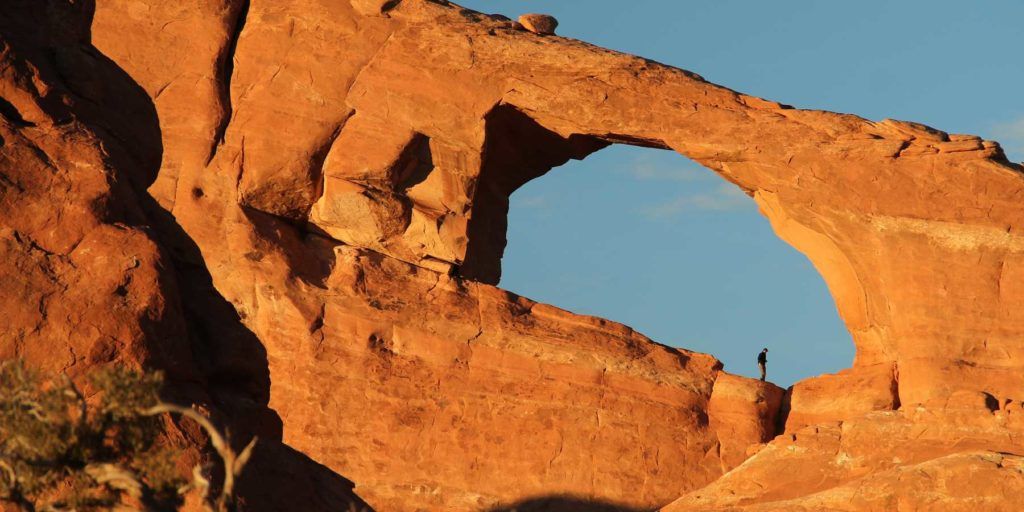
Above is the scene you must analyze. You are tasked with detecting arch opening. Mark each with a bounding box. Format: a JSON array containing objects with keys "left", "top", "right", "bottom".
[
  {"left": 459, "top": 105, "right": 609, "bottom": 283},
  {"left": 460, "top": 106, "right": 854, "bottom": 387}
]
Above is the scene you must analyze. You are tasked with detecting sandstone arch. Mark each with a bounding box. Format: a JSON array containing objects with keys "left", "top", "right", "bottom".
[{"left": 3, "top": 0, "right": 1021, "bottom": 510}]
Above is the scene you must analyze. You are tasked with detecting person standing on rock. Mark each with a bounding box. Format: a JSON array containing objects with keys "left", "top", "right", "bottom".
[{"left": 757, "top": 348, "right": 768, "bottom": 382}]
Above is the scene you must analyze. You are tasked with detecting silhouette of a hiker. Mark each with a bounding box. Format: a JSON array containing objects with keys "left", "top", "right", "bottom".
[{"left": 757, "top": 348, "right": 768, "bottom": 382}]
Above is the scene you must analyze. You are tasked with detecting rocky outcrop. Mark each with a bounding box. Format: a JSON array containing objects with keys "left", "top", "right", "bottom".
[
  {"left": 0, "top": 0, "right": 186, "bottom": 383},
  {"left": 86, "top": 1, "right": 739, "bottom": 508},
  {"left": 4, "top": 0, "right": 1024, "bottom": 510},
  {"left": 0, "top": 2, "right": 368, "bottom": 510},
  {"left": 664, "top": 392, "right": 1024, "bottom": 511},
  {"left": 708, "top": 374, "right": 784, "bottom": 470},
  {"left": 518, "top": 14, "right": 559, "bottom": 35},
  {"left": 782, "top": 364, "right": 899, "bottom": 432}
]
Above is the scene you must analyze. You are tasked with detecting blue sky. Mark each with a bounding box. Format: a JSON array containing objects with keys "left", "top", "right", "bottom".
[{"left": 459, "top": 0, "right": 1024, "bottom": 386}]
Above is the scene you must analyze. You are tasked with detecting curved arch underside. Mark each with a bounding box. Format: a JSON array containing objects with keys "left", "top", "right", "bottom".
[{"left": 6, "top": 0, "right": 1021, "bottom": 510}]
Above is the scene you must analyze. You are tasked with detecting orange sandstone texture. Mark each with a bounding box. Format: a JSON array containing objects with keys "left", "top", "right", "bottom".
[
  {"left": 707, "top": 374, "right": 784, "bottom": 470},
  {"left": 782, "top": 364, "right": 899, "bottom": 433},
  {"left": 664, "top": 392, "right": 1024, "bottom": 511},
  {"left": 90, "top": 0, "right": 1024, "bottom": 508},
  {"left": 518, "top": 14, "right": 559, "bottom": 35},
  {"left": 0, "top": 2, "right": 367, "bottom": 510},
  {"left": 2, "top": 0, "right": 1023, "bottom": 510},
  {"left": 88, "top": 1, "right": 736, "bottom": 508}
]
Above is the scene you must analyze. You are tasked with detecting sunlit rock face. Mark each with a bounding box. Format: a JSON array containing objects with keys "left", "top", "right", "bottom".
[
  {"left": 0, "top": 1, "right": 369, "bottom": 510},
  {"left": 4, "top": 0, "right": 1024, "bottom": 509},
  {"left": 664, "top": 393, "right": 1024, "bottom": 512}
]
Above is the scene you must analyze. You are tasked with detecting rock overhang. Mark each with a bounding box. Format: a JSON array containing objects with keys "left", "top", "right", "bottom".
[{"left": 5, "top": 0, "right": 1023, "bottom": 509}]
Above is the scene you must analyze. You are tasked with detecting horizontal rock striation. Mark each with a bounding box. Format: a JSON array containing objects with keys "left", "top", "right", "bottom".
[
  {"left": 665, "top": 392, "right": 1024, "bottom": 511},
  {"left": 3, "top": 0, "right": 1023, "bottom": 510}
]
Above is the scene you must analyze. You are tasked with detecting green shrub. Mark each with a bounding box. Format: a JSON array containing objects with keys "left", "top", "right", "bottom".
[{"left": 0, "top": 360, "right": 254, "bottom": 511}]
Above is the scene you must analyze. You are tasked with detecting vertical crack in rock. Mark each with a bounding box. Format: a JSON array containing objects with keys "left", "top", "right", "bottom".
[
  {"left": 343, "top": 31, "right": 396, "bottom": 101},
  {"left": 466, "top": 282, "right": 485, "bottom": 344},
  {"left": 235, "top": 135, "right": 246, "bottom": 193},
  {"left": 311, "top": 302, "right": 327, "bottom": 356},
  {"left": 206, "top": 0, "right": 250, "bottom": 166},
  {"left": 891, "top": 361, "right": 902, "bottom": 410},
  {"left": 708, "top": 370, "right": 787, "bottom": 472},
  {"left": 310, "top": 111, "right": 354, "bottom": 208}
]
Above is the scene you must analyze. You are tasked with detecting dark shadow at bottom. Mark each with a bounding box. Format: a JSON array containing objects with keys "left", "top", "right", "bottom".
[
  {"left": 484, "top": 495, "right": 653, "bottom": 512},
  {"left": 236, "top": 441, "right": 374, "bottom": 512}
]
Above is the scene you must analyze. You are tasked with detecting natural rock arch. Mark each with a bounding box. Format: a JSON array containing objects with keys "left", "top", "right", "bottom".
[
  {"left": 483, "top": 136, "right": 857, "bottom": 386},
  {"left": 276, "top": 0, "right": 1024, "bottom": 411},
  {"left": 58, "top": 0, "right": 1024, "bottom": 509}
]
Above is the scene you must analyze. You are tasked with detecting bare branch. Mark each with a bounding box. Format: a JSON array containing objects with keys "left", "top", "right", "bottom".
[
  {"left": 142, "top": 403, "right": 257, "bottom": 511},
  {"left": 84, "top": 463, "right": 144, "bottom": 499}
]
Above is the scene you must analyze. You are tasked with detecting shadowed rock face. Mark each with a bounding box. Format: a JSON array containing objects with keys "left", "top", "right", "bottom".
[
  {"left": 5, "top": 0, "right": 1024, "bottom": 510},
  {"left": 0, "top": 1, "right": 368, "bottom": 510},
  {"left": 0, "top": 0, "right": 175, "bottom": 376}
]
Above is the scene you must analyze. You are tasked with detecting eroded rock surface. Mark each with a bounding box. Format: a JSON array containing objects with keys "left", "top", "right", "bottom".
[
  {"left": 708, "top": 374, "right": 784, "bottom": 470},
  {"left": 665, "top": 393, "right": 1024, "bottom": 511},
  {"left": 4, "top": 0, "right": 1024, "bottom": 510},
  {"left": 518, "top": 14, "right": 559, "bottom": 35},
  {"left": 0, "top": 2, "right": 369, "bottom": 510}
]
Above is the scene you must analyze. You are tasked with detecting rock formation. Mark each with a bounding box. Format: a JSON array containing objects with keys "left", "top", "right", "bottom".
[
  {"left": 665, "top": 392, "right": 1024, "bottom": 511},
  {"left": 0, "top": 1, "right": 368, "bottom": 509},
  {"left": 708, "top": 375, "right": 784, "bottom": 470},
  {"left": 517, "top": 14, "right": 559, "bottom": 35},
  {"left": 3, "top": 0, "right": 1024, "bottom": 510}
]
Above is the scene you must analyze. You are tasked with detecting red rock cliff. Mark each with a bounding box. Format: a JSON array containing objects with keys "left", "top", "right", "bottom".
[{"left": 3, "top": 0, "right": 1024, "bottom": 510}]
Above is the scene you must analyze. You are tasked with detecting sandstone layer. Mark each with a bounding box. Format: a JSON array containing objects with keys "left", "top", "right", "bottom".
[
  {"left": 665, "top": 392, "right": 1024, "bottom": 511},
  {"left": 3, "top": 0, "right": 1024, "bottom": 510},
  {"left": 0, "top": 1, "right": 367, "bottom": 510},
  {"left": 708, "top": 375, "right": 784, "bottom": 471}
]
